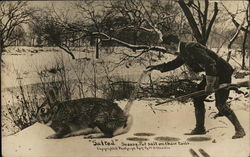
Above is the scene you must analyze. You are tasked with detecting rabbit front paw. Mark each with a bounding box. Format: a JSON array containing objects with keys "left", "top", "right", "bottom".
[
  {"left": 46, "top": 134, "right": 62, "bottom": 139},
  {"left": 84, "top": 133, "right": 105, "bottom": 139}
]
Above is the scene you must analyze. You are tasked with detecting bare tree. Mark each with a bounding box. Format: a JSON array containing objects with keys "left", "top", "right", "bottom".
[
  {"left": 109, "top": 0, "right": 180, "bottom": 43},
  {"left": 72, "top": 0, "right": 183, "bottom": 60},
  {"left": 31, "top": 0, "right": 182, "bottom": 61},
  {"left": 177, "top": 0, "right": 218, "bottom": 45},
  {"left": 31, "top": 4, "right": 91, "bottom": 59},
  {"left": 0, "top": 1, "right": 36, "bottom": 55},
  {"left": 222, "top": 1, "right": 250, "bottom": 68},
  {"left": 241, "top": 2, "right": 249, "bottom": 69},
  {"left": 222, "top": 2, "right": 250, "bottom": 34},
  {"left": 226, "top": 18, "right": 245, "bottom": 62}
]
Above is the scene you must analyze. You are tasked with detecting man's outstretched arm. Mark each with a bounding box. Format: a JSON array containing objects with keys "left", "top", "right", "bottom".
[{"left": 146, "top": 56, "right": 184, "bottom": 72}]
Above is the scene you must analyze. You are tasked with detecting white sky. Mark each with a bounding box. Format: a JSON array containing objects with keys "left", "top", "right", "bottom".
[
  {"left": 28, "top": 1, "right": 248, "bottom": 17},
  {"left": 26, "top": 1, "right": 248, "bottom": 30},
  {"left": 28, "top": 1, "right": 247, "bottom": 10}
]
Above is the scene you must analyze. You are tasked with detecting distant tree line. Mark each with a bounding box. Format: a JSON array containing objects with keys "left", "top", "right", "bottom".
[{"left": 1, "top": 0, "right": 249, "bottom": 68}]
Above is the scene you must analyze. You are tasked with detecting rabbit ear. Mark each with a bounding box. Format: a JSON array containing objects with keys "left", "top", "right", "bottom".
[{"left": 47, "top": 89, "right": 58, "bottom": 104}]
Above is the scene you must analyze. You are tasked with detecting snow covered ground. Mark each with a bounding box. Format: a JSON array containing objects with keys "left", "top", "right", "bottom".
[
  {"left": 2, "top": 46, "right": 250, "bottom": 157},
  {"left": 2, "top": 99, "right": 250, "bottom": 157}
]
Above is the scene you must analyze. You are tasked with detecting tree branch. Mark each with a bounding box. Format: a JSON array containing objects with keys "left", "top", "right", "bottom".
[
  {"left": 196, "top": 1, "right": 203, "bottom": 30},
  {"left": 227, "top": 18, "right": 245, "bottom": 62},
  {"left": 221, "top": 2, "right": 250, "bottom": 33},
  {"left": 92, "top": 32, "right": 167, "bottom": 53},
  {"left": 57, "top": 44, "right": 75, "bottom": 59},
  {"left": 205, "top": 2, "right": 218, "bottom": 43},
  {"left": 178, "top": 0, "right": 202, "bottom": 42},
  {"left": 190, "top": 1, "right": 204, "bottom": 17},
  {"left": 202, "top": 0, "right": 209, "bottom": 38}
]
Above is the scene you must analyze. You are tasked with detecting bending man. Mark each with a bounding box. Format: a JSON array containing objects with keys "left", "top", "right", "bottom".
[{"left": 147, "top": 34, "right": 245, "bottom": 139}]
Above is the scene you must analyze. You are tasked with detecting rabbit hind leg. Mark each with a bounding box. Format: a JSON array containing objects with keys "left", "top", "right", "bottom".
[
  {"left": 113, "top": 114, "right": 133, "bottom": 136},
  {"left": 84, "top": 116, "right": 133, "bottom": 139},
  {"left": 83, "top": 126, "right": 113, "bottom": 139}
]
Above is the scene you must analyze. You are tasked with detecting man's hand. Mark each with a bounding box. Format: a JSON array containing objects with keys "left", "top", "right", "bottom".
[
  {"left": 205, "top": 75, "right": 217, "bottom": 93},
  {"left": 146, "top": 65, "right": 159, "bottom": 72}
]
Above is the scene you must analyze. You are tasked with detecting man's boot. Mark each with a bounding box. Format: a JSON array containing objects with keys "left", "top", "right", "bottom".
[
  {"left": 185, "top": 109, "right": 206, "bottom": 135},
  {"left": 225, "top": 112, "right": 245, "bottom": 139}
]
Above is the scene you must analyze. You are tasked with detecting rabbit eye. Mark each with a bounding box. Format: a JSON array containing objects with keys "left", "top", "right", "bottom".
[{"left": 41, "top": 108, "right": 46, "bottom": 113}]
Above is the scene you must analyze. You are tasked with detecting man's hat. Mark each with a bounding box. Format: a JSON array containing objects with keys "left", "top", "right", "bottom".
[{"left": 161, "top": 34, "right": 179, "bottom": 44}]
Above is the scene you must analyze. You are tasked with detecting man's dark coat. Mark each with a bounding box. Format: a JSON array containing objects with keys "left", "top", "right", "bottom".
[{"left": 155, "top": 42, "right": 234, "bottom": 78}]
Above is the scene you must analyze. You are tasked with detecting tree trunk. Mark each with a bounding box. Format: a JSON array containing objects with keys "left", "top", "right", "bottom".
[
  {"left": 226, "top": 19, "right": 245, "bottom": 62},
  {"left": 0, "top": 44, "right": 3, "bottom": 63},
  {"left": 93, "top": 61, "right": 97, "bottom": 98},
  {"left": 0, "top": 38, "right": 4, "bottom": 63},
  {"left": 96, "top": 38, "right": 100, "bottom": 59},
  {"left": 204, "top": 2, "right": 218, "bottom": 45},
  {"left": 178, "top": 0, "right": 218, "bottom": 46},
  {"left": 242, "top": 3, "right": 250, "bottom": 69},
  {"left": 241, "top": 25, "right": 249, "bottom": 69},
  {"left": 178, "top": 0, "right": 202, "bottom": 44},
  {"left": 0, "top": 39, "right": 3, "bottom": 54}
]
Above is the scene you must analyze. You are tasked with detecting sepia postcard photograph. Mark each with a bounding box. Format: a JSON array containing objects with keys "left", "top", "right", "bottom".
[{"left": 1, "top": 0, "right": 250, "bottom": 157}]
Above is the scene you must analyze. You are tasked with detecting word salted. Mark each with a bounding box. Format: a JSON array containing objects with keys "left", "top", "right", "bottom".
[{"left": 91, "top": 140, "right": 116, "bottom": 146}]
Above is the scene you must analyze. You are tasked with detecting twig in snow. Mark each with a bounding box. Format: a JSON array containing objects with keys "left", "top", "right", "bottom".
[
  {"left": 219, "top": 120, "right": 228, "bottom": 126},
  {"left": 148, "top": 103, "right": 156, "bottom": 114},
  {"left": 198, "top": 149, "right": 211, "bottom": 157},
  {"left": 206, "top": 126, "right": 227, "bottom": 133},
  {"left": 189, "top": 148, "right": 200, "bottom": 157}
]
